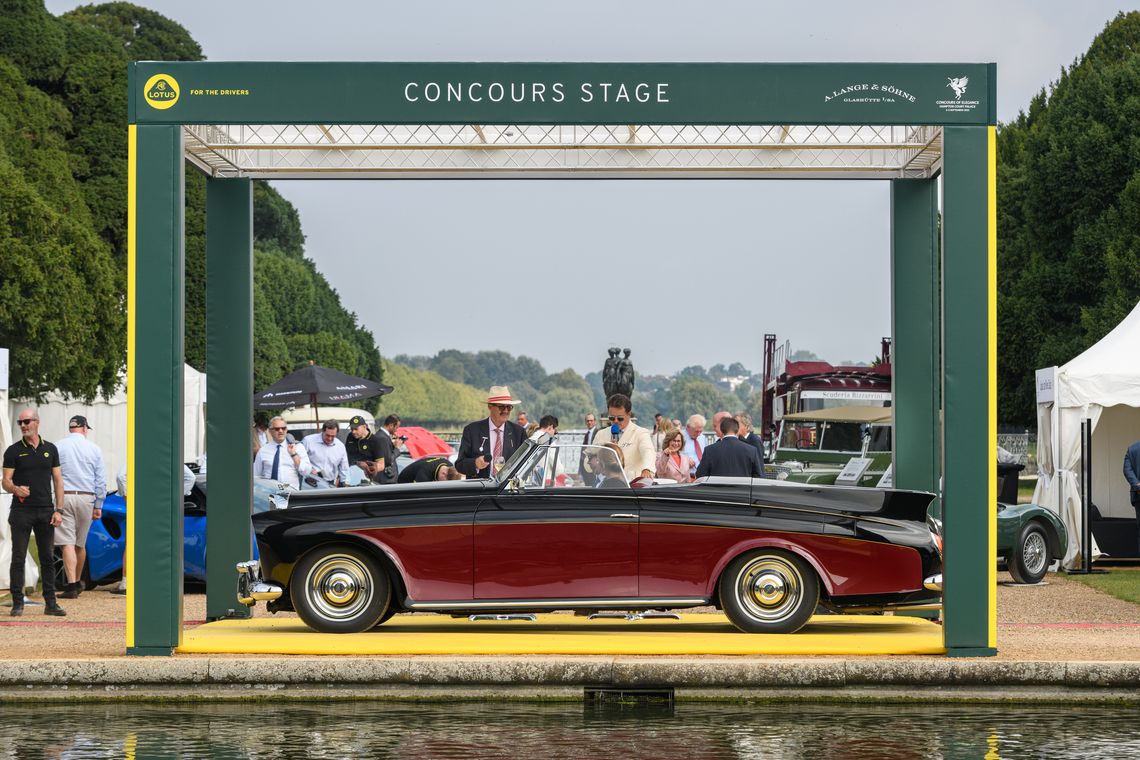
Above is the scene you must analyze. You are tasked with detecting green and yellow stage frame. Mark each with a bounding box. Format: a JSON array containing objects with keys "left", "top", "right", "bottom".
[{"left": 125, "top": 62, "right": 997, "bottom": 656}]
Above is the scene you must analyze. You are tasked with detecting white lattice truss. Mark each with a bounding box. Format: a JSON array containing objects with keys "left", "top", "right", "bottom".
[{"left": 183, "top": 124, "right": 942, "bottom": 180}]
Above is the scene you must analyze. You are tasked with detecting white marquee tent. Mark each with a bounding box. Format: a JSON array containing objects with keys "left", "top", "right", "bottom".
[{"left": 1033, "top": 301, "right": 1140, "bottom": 568}]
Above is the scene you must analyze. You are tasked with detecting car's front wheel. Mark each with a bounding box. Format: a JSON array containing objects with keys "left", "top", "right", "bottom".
[
  {"left": 291, "top": 545, "right": 391, "bottom": 633},
  {"left": 1008, "top": 522, "right": 1049, "bottom": 584},
  {"left": 719, "top": 549, "right": 819, "bottom": 634}
]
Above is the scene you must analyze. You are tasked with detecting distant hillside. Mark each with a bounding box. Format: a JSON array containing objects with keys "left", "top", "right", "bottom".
[
  {"left": 0, "top": 1, "right": 382, "bottom": 401},
  {"left": 379, "top": 362, "right": 488, "bottom": 428}
]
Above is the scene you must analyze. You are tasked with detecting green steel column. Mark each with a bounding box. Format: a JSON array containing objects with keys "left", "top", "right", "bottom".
[
  {"left": 127, "top": 124, "right": 185, "bottom": 656},
  {"left": 941, "top": 126, "right": 997, "bottom": 656},
  {"left": 205, "top": 178, "right": 254, "bottom": 620},
  {"left": 890, "top": 179, "right": 940, "bottom": 495}
]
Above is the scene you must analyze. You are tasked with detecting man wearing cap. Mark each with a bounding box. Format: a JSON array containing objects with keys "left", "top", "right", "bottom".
[
  {"left": 54, "top": 415, "right": 106, "bottom": 598},
  {"left": 301, "top": 420, "right": 350, "bottom": 488},
  {"left": 345, "top": 415, "right": 384, "bottom": 483},
  {"left": 2, "top": 407, "right": 67, "bottom": 617},
  {"left": 456, "top": 386, "right": 528, "bottom": 479},
  {"left": 253, "top": 416, "right": 312, "bottom": 489}
]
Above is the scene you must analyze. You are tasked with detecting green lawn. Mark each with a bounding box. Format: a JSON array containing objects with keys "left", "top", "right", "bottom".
[
  {"left": 1017, "top": 479, "right": 1037, "bottom": 503},
  {"left": 1067, "top": 567, "right": 1140, "bottom": 606}
]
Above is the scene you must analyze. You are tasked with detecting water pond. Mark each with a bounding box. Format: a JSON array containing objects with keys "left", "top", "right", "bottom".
[{"left": 1, "top": 700, "right": 1136, "bottom": 759}]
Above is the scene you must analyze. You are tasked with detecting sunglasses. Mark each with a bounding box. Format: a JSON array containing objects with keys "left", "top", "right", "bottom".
[
  {"left": 17, "top": 419, "right": 36, "bottom": 426},
  {"left": 491, "top": 404, "right": 513, "bottom": 412},
  {"left": 608, "top": 416, "right": 626, "bottom": 422},
  {"left": 270, "top": 426, "right": 288, "bottom": 431}
]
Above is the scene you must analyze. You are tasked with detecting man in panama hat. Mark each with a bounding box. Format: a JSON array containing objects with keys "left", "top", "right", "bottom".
[{"left": 455, "top": 386, "right": 528, "bottom": 478}]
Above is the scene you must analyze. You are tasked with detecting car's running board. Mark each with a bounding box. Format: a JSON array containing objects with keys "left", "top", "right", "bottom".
[
  {"left": 834, "top": 602, "right": 943, "bottom": 615},
  {"left": 406, "top": 597, "right": 707, "bottom": 611}
]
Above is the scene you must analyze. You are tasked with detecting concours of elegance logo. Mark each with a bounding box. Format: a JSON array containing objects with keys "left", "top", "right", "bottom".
[{"left": 936, "top": 75, "right": 980, "bottom": 113}]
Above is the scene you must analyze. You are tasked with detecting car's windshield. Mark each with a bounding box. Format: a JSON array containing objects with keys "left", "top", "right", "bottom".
[
  {"left": 778, "top": 421, "right": 891, "bottom": 454},
  {"left": 493, "top": 439, "right": 535, "bottom": 482},
  {"left": 509, "top": 443, "right": 628, "bottom": 489}
]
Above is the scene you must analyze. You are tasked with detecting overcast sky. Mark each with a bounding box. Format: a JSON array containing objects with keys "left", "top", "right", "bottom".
[{"left": 49, "top": 0, "right": 1132, "bottom": 377}]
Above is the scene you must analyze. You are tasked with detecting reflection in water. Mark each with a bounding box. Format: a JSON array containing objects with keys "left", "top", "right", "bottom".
[{"left": 0, "top": 701, "right": 1137, "bottom": 759}]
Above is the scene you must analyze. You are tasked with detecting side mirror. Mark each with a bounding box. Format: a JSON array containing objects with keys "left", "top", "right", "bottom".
[{"left": 268, "top": 491, "right": 290, "bottom": 511}]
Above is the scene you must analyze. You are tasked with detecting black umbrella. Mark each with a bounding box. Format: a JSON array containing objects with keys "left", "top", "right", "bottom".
[{"left": 253, "top": 364, "right": 393, "bottom": 423}]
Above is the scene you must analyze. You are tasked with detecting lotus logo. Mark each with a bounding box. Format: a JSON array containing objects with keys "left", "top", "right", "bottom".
[
  {"left": 947, "top": 76, "right": 968, "bottom": 100},
  {"left": 143, "top": 73, "right": 180, "bottom": 110}
]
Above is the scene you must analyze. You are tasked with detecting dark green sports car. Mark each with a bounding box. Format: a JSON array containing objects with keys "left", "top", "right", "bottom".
[{"left": 997, "top": 502, "right": 1068, "bottom": 584}]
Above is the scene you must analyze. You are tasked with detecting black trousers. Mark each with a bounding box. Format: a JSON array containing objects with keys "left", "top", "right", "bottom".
[{"left": 8, "top": 506, "right": 56, "bottom": 604}]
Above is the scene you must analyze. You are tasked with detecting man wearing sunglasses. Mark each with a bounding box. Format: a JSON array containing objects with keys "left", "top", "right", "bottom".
[
  {"left": 253, "top": 417, "right": 312, "bottom": 489},
  {"left": 456, "top": 386, "right": 527, "bottom": 479},
  {"left": 589, "top": 394, "right": 656, "bottom": 482},
  {"left": 2, "top": 408, "right": 67, "bottom": 617}
]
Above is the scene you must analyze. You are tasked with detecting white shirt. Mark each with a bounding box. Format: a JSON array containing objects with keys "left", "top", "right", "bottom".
[
  {"left": 254, "top": 440, "right": 312, "bottom": 489},
  {"left": 487, "top": 418, "right": 506, "bottom": 461},
  {"left": 301, "top": 433, "right": 350, "bottom": 485},
  {"left": 681, "top": 428, "right": 707, "bottom": 476},
  {"left": 55, "top": 433, "right": 107, "bottom": 509}
]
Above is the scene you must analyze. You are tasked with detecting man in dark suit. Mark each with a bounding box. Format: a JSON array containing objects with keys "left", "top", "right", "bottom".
[
  {"left": 456, "top": 386, "right": 528, "bottom": 478},
  {"left": 736, "top": 412, "right": 766, "bottom": 461},
  {"left": 1123, "top": 440, "right": 1140, "bottom": 554},
  {"left": 696, "top": 416, "right": 764, "bottom": 479}
]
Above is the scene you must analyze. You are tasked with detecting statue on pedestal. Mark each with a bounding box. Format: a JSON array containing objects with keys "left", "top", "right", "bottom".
[{"left": 602, "top": 346, "right": 635, "bottom": 400}]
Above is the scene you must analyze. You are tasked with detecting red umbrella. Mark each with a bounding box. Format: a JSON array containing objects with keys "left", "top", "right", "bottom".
[{"left": 396, "top": 427, "right": 453, "bottom": 459}]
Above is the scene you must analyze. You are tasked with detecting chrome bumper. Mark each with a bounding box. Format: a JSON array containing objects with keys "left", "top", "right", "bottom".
[
  {"left": 923, "top": 573, "right": 943, "bottom": 592},
  {"left": 236, "top": 560, "right": 283, "bottom": 606}
]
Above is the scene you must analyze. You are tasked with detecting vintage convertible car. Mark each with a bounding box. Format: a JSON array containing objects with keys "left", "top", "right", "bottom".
[{"left": 236, "top": 440, "right": 943, "bottom": 634}]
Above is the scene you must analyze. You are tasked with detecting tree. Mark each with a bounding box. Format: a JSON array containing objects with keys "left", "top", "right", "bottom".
[
  {"left": 996, "top": 12, "right": 1140, "bottom": 424},
  {"left": 535, "top": 387, "right": 594, "bottom": 423},
  {"left": 0, "top": 56, "right": 123, "bottom": 400},
  {"left": 669, "top": 377, "right": 732, "bottom": 422}
]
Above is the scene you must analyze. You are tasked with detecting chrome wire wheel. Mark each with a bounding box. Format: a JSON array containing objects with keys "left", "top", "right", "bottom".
[
  {"left": 734, "top": 555, "right": 804, "bottom": 624},
  {"left": 304, "top": 553, "right": 375, "bottom": 622},
  {"left": 1021, "top": 528, "right": 1047, "bottom": 576}
]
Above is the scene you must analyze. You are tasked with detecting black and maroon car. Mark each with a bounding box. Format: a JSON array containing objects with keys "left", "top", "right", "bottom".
[{"left": 236, "top": 439, "right": 943, "bottom": 634}]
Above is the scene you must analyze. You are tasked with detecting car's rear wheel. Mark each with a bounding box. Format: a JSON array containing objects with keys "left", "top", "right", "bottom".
[
  {"left": 1008, "top": 522, "right": 1049, "bottom": 584},
  {"left": 291, "top": 544, "right": 390, "bottom": 633},
  {"left": 719, "top": 549, "right": 819, "bottom": 634}
]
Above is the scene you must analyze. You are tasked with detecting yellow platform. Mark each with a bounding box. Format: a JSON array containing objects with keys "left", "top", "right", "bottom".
[{"left": 177, "top": 614, "right": 945, "bottom": 656}]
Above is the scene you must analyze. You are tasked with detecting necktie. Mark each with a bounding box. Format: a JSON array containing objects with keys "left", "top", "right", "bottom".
[
  {"left": 693, "top": 436, "right": 703, "bottom": 461},
  {"left": 271, "top": 444, "right": 281, "bottom": 481},
  {"left": 493, "top": 427, "right": 503, "bottom": 463}
]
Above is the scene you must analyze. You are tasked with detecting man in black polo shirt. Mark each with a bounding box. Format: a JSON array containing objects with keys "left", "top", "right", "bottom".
[
  {"left": 345, "top": 415, "right": 384, "bottom": 484},
  {"left": 2, "top": 408, "right": 67, "bottom": 617}
]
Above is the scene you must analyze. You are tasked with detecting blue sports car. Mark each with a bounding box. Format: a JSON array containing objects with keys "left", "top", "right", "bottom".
[{"left": 70, "top": 475, "right": 280, "bottom": 587}]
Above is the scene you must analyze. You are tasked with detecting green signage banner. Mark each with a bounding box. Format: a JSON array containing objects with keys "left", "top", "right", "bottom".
[{"left": 129, "top": 62, "right": 995, "bottom": 126}]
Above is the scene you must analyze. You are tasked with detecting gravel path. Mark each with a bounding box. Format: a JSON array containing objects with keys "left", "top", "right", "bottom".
[{"left": 1, "top": 570, "right": 1138, "bottom": 661}]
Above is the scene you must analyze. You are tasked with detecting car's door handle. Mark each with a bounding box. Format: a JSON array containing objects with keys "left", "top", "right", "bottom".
[{"left": 609, "top": 513, "right": 638, "bottom": 519}]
